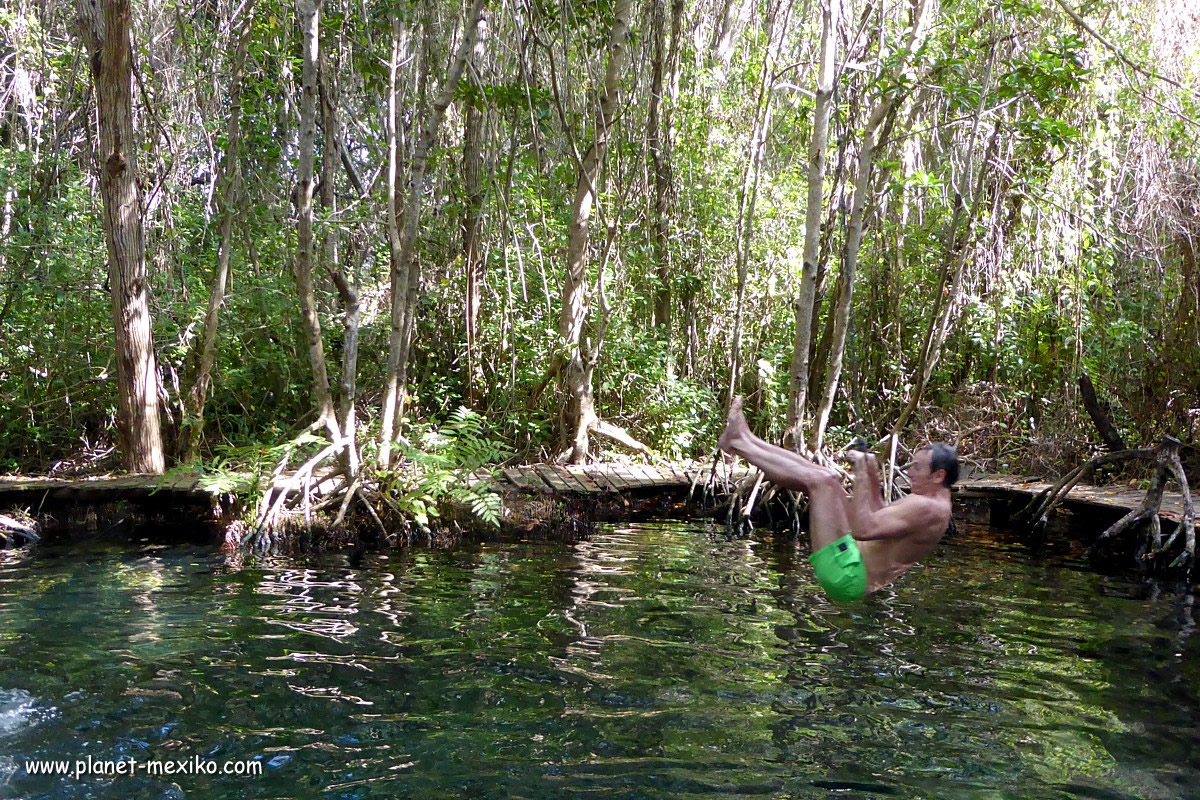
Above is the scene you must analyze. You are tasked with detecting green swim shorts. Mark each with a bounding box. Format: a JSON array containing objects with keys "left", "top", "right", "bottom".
[{"left": 809, "top": 534, "right": 868, "bottom": 602}]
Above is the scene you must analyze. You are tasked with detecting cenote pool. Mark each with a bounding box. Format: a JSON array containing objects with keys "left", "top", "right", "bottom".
[{"left": 1, "top": 520, "right": 1197, "bottom": 799}]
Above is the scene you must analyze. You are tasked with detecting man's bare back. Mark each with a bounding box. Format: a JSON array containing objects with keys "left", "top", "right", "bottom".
[{"left": 718, "top": 396, "right": 957, "bottom": 598}]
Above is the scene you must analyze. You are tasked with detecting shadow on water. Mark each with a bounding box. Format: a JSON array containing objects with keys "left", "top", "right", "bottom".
[{"left": 1, "top": 521, "right": 1198, "bottom": 799}]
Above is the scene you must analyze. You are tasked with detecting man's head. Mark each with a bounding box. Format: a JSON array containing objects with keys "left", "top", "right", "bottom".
[{"left": 909, "top": 443, "right": 958, "bottom": 492}]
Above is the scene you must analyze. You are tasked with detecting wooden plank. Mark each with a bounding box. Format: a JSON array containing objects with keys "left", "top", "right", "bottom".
[
  {"left": 646, "top": 465, "right": 673, "bottom": 485},
  {"left": 597, "top": 466, "right": 629, "bottom": 490},
  {"left": 562, "top": 466, "right": 602, "bottom": 494},
  {"left": 534, "top": 464, "right": 573, "bottom": 494},
  {"left": 504, "top": 467, "right": 551, "bottom": 494},
  {"left": 612, "top": 464, "right": 642, "bottom": 489},
  {"left": 465, "top": 468, "right": 497, "bottom": 488},
  {"left": 552, "top": 465, "right": 590, "bottom": 491},
  {"left": 653, "top": 465, "right": 679, "bottom": 484},
  {"left": 580, "top": 466, "right": 619, "bottom": 492},
  {"left": 629, "top": 464, "right": 659, "bottom": 485},
  {"left": 624, "top": 464, "right": 651, "bottom": 485},
  {"left": 669, "top": 465, "right": 693, "bottom": 484},
  {"left": 548, "top": 465, "right": 588, "bottom": 494}
]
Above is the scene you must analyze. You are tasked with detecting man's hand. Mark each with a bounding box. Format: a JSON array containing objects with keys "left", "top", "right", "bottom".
[
  {"left": 845, "top": 449, "right": 870, "bottom": 466},
  {"left": 846, "top": 448, "right": 884, "bottom": 517}
]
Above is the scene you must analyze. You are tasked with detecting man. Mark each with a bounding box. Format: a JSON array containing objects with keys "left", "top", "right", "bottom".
[{"left": 718, "top": 396, "right": 957, "bottom": 601}]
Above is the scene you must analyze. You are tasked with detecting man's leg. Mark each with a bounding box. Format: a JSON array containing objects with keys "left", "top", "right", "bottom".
[{"left": 718, "top": 396, "right": 852, "bottom": 552}]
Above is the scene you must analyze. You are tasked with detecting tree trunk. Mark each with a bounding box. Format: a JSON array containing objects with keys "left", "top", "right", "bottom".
[
  {"left": 382, "top": 18, "right": 406, "bottom": 468},
  {"left": 1079, "top": 371, "right": 1127, "bottom": 451},
  {"left": 727, "top": 1, "right": 784, "bottom": 405},
  {"left": 786, "top": 0, "right": 839, "bottom": 444},
  {"left": 809, "top": 0, "right": 933, "bottom": 452},
  {"left": 183, "top": 9, "right": 252, "bottom": 463},
  {"left": 647, "top": 0, "right": 673, "bottom": 340},
  {"left": 77, "top": 0, "right": 165, "bottom": 473},
  {"left": 560, "top": 0, "right": 635, "bottom": 464},
  {"left": 320, "top": 40, "right": 363, "bottom": 477},
  {"left": 320, "top": 68, "right": 339, "bottom": 288},
  {"left": 892, "top": 53, "right": 999, "bottom": 436},
  {"left": 379, "top": 0, "right": 488, "bottom": 470},
  {"left": 294, "top": 0, "right": 339, "bottom": 440},
  {"left": 462, "top": 35, "right": 486, "bottom": 405}
]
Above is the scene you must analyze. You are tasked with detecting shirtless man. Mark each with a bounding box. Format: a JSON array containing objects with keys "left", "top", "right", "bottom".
[{"left": 718, "top": 396, "right": 957, "bottom": 601}]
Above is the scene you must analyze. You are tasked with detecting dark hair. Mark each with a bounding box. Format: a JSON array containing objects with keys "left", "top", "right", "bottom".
[{"left": 924, "top": 443, "right": 959, "bottom": 487}]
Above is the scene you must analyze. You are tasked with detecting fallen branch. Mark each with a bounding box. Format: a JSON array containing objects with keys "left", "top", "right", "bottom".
[{"left": 1, "top": 513, "right": 40, "bottom": 546}]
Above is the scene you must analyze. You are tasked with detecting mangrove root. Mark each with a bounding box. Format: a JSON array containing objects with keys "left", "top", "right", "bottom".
[{"left": 1017, "top": 435, "right": 1194, "bottom": 579}]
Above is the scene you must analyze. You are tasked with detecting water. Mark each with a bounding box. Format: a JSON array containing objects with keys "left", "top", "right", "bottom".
[{"left": 1, "top": 521, "right": 1197, "bottom": 799}]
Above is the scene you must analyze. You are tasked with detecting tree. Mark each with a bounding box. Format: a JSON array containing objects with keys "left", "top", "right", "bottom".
[
  {"left": 809, "top": 0, "right": 934, "bottom": 453},
  {"left": 293, "top": 0, "right": 340, "bottom": 442},
  {"left": 183, "top": 5, "right": 254, "bottom": 462},
  {"left": 558, "top": 0, "right": 638, "bottom": 464},
  {"left": 786, "top": 0, "right": 840, "bottom": 445},
  {"left": 76, "top": 0, "right": 165, "bottom": 473},
  {"left": 379, "top": 0, "right": 489, "bottom": 470}
]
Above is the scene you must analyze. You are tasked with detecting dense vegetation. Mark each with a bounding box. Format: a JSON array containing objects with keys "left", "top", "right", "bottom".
[{"left": 1, "top": 0, "right": 1197, "bottom": 479}]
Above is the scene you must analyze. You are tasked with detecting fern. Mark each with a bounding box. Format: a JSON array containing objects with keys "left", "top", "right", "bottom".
[{"left": 392, "top": 407, "right": 511, "bottom": 530}]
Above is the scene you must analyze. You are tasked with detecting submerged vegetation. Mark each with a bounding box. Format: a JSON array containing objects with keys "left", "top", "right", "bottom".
[{"left": 0, "top": 0, "right": 1197, "bottom": 501}]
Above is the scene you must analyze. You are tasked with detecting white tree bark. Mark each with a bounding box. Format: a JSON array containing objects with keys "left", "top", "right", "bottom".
[
  {"left": 560, "top": 0, "right": 635, "bottom": 464},
  {"left": 787, "top": 0, "right": 840, "bottom": 445},
  {"left": 294, "top": 0, "right": 340, "bottom": 440},
  {"left": 809, "top": 0, "right": 934, "bottom": 453},
  {"left": 379, "top": 0, "right": 488, "bottom": 470}
]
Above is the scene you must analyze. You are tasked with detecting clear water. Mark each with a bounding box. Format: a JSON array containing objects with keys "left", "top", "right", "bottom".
[{"left": 1, "top": 521, "right": 1197, "bottom": 799}]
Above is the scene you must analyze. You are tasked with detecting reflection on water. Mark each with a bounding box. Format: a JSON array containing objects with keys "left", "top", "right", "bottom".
[{"left": 0, "top": 522, "right": 1197, "bottom": 799}]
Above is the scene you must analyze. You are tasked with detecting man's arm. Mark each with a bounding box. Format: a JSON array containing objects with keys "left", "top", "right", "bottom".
[
  {"left": 846, "top": 451, "right": 885, "bottom": 537},
  {"left": 849, "top": 452, "right": 885, "bottom": 514},
  {"left": 849, "top": 494, "right": 940, "bottom": 541}
]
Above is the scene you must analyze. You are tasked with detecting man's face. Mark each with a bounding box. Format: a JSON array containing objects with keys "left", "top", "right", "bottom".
[{"left": 908, "top": 449, "right": 942, "bottom": 492}]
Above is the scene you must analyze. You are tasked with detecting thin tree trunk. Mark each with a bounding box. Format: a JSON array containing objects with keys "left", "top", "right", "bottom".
[
  {"left": 332, "top": 244, "right": 365, "bottom": 479},
  {"left": 382, "top": 19, "right": 406, "bottom": 468},
  {"left": 319, "top": 39, "right": 363, "bottom": 477},
  {"left": 184, "top": 10, "right": 252, "bottom": 463},
  {"left": 647, "top": 0, "right": 671, "bottom": 338},
  {"left": 320, "top": 69, "right": 339, "bottom": 288},
  {"left": 727, "top": 1, "right": 787, "bottom": 404},
  {"left": 0, "top": 137, "right": 13, "bottom": 291},
  {"left": 786, "top": 0, "right": 839, "bottom": 444},
  {"left": 462, "top": 29, "right": 486, "bottom": 405},
  {"left": 709, "top": 0, "right": 743, "bottom": 70},
  {"left": 809, "top": 0, "right": 933, "bottom": 452},
  {"left": 560, "top": 0, "right": 635, "bottom": 464},
  {"left": 892, "top": 102, "right": 1000, "bottom": 435},
  {"left": 77, "top": 0, "right": 165, "bottom": 473},
  {"left": 379, "top": 0, "right": 488, "bottom": 470},
  {"left": 294, "top": 0, "right": 339, "bottom": 439}
]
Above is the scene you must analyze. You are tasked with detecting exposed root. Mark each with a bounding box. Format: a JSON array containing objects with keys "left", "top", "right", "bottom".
[
  {"left": 1022, "top": 436, "right": 1197, "bottom": 579},
  {"left": 590, "top": 419, "right": 652, "bottom": 459}
]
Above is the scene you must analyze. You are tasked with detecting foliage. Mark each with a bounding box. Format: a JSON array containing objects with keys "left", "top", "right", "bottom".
[
  {"left": 388, "top": 408, "right": 512, "bottom": 529},
  {"left": 2, "top": 0, "right": 1199, "bottom": 484}
]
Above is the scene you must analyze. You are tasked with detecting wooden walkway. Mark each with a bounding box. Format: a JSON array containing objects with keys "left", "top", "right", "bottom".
[
  {"left": 956, "top": 475, "right": 1193, "bottom": 528},
  {"left": 0, "top": 466, "right": 1193, "bottom": 531}
]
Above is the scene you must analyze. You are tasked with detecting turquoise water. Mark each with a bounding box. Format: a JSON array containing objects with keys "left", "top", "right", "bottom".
[{"left": 1, "top": 521, "right": 1197, "bottom": 799}]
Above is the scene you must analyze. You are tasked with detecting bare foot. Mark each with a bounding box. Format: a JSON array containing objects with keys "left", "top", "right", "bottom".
[{"left": 718, "top": 395, "right": 751, "bottom": 454}]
